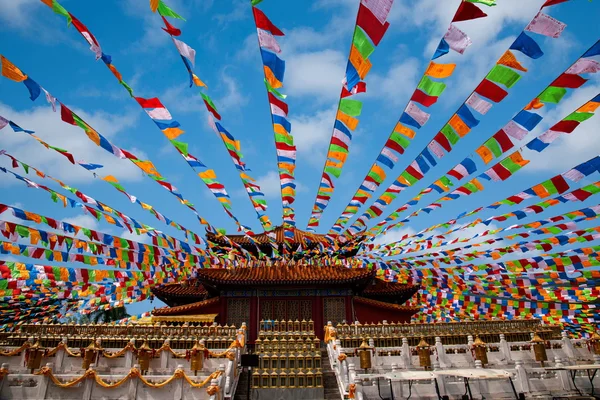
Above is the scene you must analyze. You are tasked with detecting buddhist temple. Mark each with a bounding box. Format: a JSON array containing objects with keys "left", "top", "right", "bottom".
[{"left": 151, "top": 226, "right": 420, "bottom": 342}]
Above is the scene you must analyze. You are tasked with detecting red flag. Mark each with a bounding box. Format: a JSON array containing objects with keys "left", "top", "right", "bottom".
[
  {"left": 474, "top": 79, "right": 508, "bottom": 103},
  {"left": 551, "top": 73, "right": 588, "bottom": 89},
  {"left": 433, "top": 132, "right": 452, "bottom": 152},
  {"left": 356, "top": 4, "right": 390, "bottom": 46},
  {"left": 492, "top": 129, "right": 514, "bottom": 152},
  {"left": 550, "top": 175, "right": 570, "bottom": 194},
  {"left": 161, "top": 16, "right": 181, "bottom": 36},
  {"left": 60, "top": 103, "right": 76, "bottom": 125},
  {"left": 252, "top": 7, "right": 284, "bottom": 36},
  {"left": 452, "top": 1, "right": 488, "bottom": 22},
  {"left": 550, "top": 120, "right": 579, "bottom": 133},
  {"left": 542, "top": 0, "right": 569, "bottom": 7},
  {"left": 135, "top": 97, "right": 164, "bottom": 109},
  {"left": 411, "top": 89, "right": 438, "bottom": 107}
]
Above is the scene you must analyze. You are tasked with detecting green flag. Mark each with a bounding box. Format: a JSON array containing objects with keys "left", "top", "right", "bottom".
[
  {"left": 157, "top": 0, "right": 186, "bottom": 20},
  {"left": 484, "top": 137, "right": 502, "bottom": 157},
  {"left": 486, "top": 65, "right": 521, "bottom": 89},
  {"left": 564, "top": 112, "right": 594, "bottom": 123},
  {"left": 539, "top": 86, "right": 567, "bottom": 104},
  {"left": 353, "top": 27, "right": 375, "bottom": 59},
  {"left": 417, "top": 76, "right": 447, "bottom": 97},
  {"left": 170, "top": 139, "right": 189, "bottom": 156},
  {"left": 339, "top": 99, "right": 363, "bottom": 117},
  {"left": 51, "top": 0, "right": 72, "bottom": 25}
]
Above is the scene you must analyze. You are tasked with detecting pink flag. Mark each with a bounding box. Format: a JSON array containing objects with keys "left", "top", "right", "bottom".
[
  {"left": 444, "top": 24, "right": 472, "bottom": 55},
  {"left": 525, "top": 12, "right": 566, "bottom": 38},
  {"left": 566, "top": 58, "right": 600, "bottom": 75},
  {"left": 503, "top": 120, "right": 528, "bottom": 140},
  {"left": 360, "top": 0, "right": 393, "bottom": 24},
  {"left": 172, "top": 38, "right": 196, "bottom": 67},
  {"left": 428, "top": 141, "right": 445, "bottom": 158},
  {"left": 380, "top": 147, "right": 398, "bottom": 163},
  {"left": 538, "top": 129, "right": 560, "bottom": 144},
  {"left": 0, "top": 116, "right": 8, "bottom": 130},
  {"left": 405, "top": 101, "right": 430, "bottom": 127},
  {"left": 563, "top": 168, "right": 585, "bottom": 182},
  {"left": 146, "top": 108, "right": 172, "bottom": 120},
  {"left": 257, "top": 29, "right": 281, "bottom": 53},
  {"left": 466, "top": 93, "right": 492, "bottom": 115}
]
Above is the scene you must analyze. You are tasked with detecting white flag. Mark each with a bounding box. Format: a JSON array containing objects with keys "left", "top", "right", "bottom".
[
  {"left": 444, "top": 24, "right": 472, "bottom": 54},
  {"left": 257, "top": 28, "right": 281, "bottom": 53},
  {"left": 172, "top": 37, "right": 196, "bottom": 67},
  {"left": 466, "top": 93, "right": 492, "bottom": 115},
  {"left": 525, "top": 12, "right": 566, "bottom": 38}
]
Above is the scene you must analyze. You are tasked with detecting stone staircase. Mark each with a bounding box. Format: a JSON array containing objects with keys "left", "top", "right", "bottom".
[
  {"left": 322, "top": 348, "right": 341, "bottom": 399},
  {"left": 233, "top": 367, "right": 250, "bottom": 400}
]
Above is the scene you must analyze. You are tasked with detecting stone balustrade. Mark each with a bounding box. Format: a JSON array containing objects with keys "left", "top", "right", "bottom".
[{"left": 325, "top": 325, "right": 600, "bottom": 399}]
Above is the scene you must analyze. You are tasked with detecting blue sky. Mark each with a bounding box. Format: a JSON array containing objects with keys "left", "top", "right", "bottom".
[{"left": 0, "top": 0, "right": 599, "bottom": 317}]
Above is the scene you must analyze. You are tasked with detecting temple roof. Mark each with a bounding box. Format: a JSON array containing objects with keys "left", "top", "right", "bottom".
[
  {"left": 353, "top": 296, "right": 420, "bottom": 313},
  {"left": 151, "top": 280, "right": 208, "bottom": 306},
  {"left": 206, "top": 225, "right": 332, "bottom": 246},
  {"left": 362, "top": 279, "right": 420, "bottom": 298},
  {"left": 152, "top": 297, "right": 220, "bottom": 316},
  {"left": 196, "top": 264, "right": 375, "bottom": 290}
]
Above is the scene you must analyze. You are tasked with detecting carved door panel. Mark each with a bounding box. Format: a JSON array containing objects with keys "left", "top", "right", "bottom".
[
  {"left": 323, "top": 297, "right": 346, "bottom": 326},
  {"left": 227, "top": 298, "right": 250, "bottom": 328}
]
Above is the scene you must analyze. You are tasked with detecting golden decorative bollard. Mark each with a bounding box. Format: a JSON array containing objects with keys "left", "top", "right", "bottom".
[
  {"left": 417, "top": 337, "right": 431, "bottom": 370},
  {"left": 25, "top": 340, "right": 44, "bottom": 373},
  {"left": 189, "top": 340, "right": 205, "bottom": 376},
  {"left": 531, "top": 332, "right": 548, "bottom": 367},
  {"left": 358, "top": 340, "right": 372, "bottom": 370},
  {"left": 472, "top": 336, "right": 488, "bottom": 366},
  {"left": 137, "top": 340, "right": 153, "bottom": 374},
  {"left": 590, "top": 331, "right": 600, "bottom": 355},
  {"left": 82, "top": 338, "right": 103, "bottom": 370}
]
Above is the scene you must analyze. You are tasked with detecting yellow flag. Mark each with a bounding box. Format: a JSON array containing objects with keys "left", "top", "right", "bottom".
[
  {"left": 199, "top": 170, "right": 217, "bottom": 180},
  {"left": 103, "top": 175, "right": 119, "bottom": 183},
  {"left": 475, "top": 145, "right": 493, "bottom": 164},
  {"left": 336, "top": 110, "right": 359, "bottom": 130},
  {"left": 578, "top": 101, "right": 600, "bottom": 113},
  {"left": 394, "top": 123, "right": 416, "bottom": 139},
  {"left": 497, "top": 50, "right": 528, "bottom": 72},
  {"left": 192, "top": 74, "right": 207, "bottom": 88},
  {"left": 264, "top": 66, "right": 283, "bottom": 89},
  {"left": 449, "top": 114, "right": 470, "bottom": 137},
  {"left": 163, "top": 127, "right": 185, "bottom": 140},
  {"left": 425, "top": 61, "right": 456, "bottom": 79},
  {"left": 1, "top": 56, "right": 27, "bottom": 82}
]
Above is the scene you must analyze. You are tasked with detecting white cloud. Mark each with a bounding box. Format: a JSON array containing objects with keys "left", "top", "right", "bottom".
[
  {"left": 368, "top": 58, "right": 421, "bottom": 106},
  {"left": 213, "top": 0, "right": 248, "bottom": 27},
  {"left": 286, "top": 50, "right": 347, "bottom": 101},
  {"left": 373, "top": 226, "right": 417, "bottom": 246},
  {"left": 118, "top": 229, "right": 151, "bottom": 244},
  {"left": 62, "top": 214, "right": 102, "bottom": 238},
  {"left": 217, "top": 73, "right": 249, "bottom": 110},
  {"left": 0, "top": 103, "right": 144, "bottom": 185},
  {"left": 0, "top": 0, "right": 37, "bottom": 27},
  {"left": 289, "top": 106, "right": 338, "bottom": 165},
  {"left": 250, "top": 171, "right": 307, "bottom": 198}
]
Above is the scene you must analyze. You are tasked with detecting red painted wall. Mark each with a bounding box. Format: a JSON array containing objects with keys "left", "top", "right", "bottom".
[{"left": 353, "top": 299, "right": 414, "bottom": 324}]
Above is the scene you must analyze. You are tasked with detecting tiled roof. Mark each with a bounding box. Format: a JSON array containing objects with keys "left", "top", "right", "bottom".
[
  {"left": 196, "top": 264, "right": 375, "bottom": 287},
  {"left": 353, "top": 296, "right": 421, "bottom": 312},
  {"left": 362, "top": 279, "right": 420, "bottom": 297},
  {"left": 206, "top": 225, "right": 332, "bottom": 246},
  {"left": 151, "top": 280, "right": 208, "bottom": 298},
  {"left": 151, "top": 297, "right": 220, "bottom": 316}
]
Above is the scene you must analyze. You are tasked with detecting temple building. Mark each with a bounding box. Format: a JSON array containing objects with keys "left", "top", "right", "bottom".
[{"left": 151, "top": 226, "right": 420, "bottom": 341}]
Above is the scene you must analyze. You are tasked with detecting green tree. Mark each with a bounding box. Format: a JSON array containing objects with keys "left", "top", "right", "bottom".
[{"left": 90, "top": 307, "right": 130, "bottom": 323}]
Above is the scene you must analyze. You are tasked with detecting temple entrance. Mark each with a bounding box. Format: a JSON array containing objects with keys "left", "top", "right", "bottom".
[{"left": 259, "top": 299, "right": 313, "bottom": 322}]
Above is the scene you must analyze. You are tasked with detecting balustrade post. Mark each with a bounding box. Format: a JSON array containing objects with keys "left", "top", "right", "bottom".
[
  {"left": 124, "top": 339, "right": 135, "bottom": 369},
  {"left": 128, "top": 364, "right": 139, "bottom": 400},
  {"left": 401, "top": 338, "right": 411, "bottom": 369},
  {"left": 554, "top": 358, "right": 574, "bottom": 393},
  {"left": 389, "top": 363, "right": 403, "bottom": 398},
  {"left": 82, "top": 363, "right": 94, "bottom": 400},
  {"left": 348, "top": 362, "right": 357, "bottom": 391},
  {"left": 21, "top": 337, "right": 33, "bottom": 368},
  {"left": 498, "top": 334, "right": 512, "bottom": 365},
  {"left": 353, "top": 377, "right": 364, "bottom": 400},
  {"left": 514, "top": 360, "right": 530, "bottom": 394},
  {"left": 160, "top": 339, "right": 170, "bottom": 369},
  {"left": 433, "top": 362, "right": 448, "bottom": 398},
  {"left": 54, "top": 338, "right": 67, "bottom": 373},
  {"left": 37, "top": 363, "right": 52, "bottom": 400},
  {"left": 339, "top": 349, "right": 348, "bottom": 389},
  {"left": 174, "top": 364, "right": 185, "bottom": 400},
  {"left": 434, "top": 337, "right": 450, "bottom": 368},
  {"left": 560, "top": 331, "right": 576, "bottom": 362},
  {"left": 0, "top": 363, "right": 9, "bottom": 397},
  {"left": 207, "top": 378, "right": 220, "bottom": 400}
]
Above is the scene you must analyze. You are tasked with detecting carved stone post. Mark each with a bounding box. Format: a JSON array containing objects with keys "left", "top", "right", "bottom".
[
  {"left": 514, "top": 360, "right": 529, "bottom": 394},
  {"left": 554, "top": 358, "right": 574, "bottom": 393},
  {"left": 435, "top": 337, "right": 450, "bottom": 368},
  {"left": 128, "top": 364, "right": 140, "bottom": 400},
  {"left": 37, "top": 363, "right": 52, "bottom": 400},
  {"left": 0, "top": 363, "right": 10, "bottom": 398},
  {"left": 560, "top": 331, "right": 576, "bottom": 361},
  {"left": 353, "top": 377, "right": 363, "bottom": 400},
  {"left": 160, "top": 339, "right": 169, "bottom": 369},
  {"left": 401, "top": 337, "right": 411, "bottom": 369},
  {"left": 54, "top": 338, "right": 67, "bottom": 373},
  {"left": 174, "top": 364, "right": 185, "bottom": 400},
  {"left": 498, "top": 334, "right": 512, "bottom": 364},
  {"left": 124, "top": 339, "right": 135, "bottom": 369},
  {"left": 82, "top": 363, "right": 95, "bottom": 400}
]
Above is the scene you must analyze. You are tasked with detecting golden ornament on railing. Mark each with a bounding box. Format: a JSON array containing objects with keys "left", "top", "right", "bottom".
[
  {"left": 472, "top": 336, "right": 488, "bottom": 366},
  {"left": 190, "top": 340, "right": 205, "bottom": 374},
  {"left": 417, "top": 337, "right": 431, "bottom": 369},
  {"left": 25, "top": 340, "right": 44, "bottom": 373},
  {"left": 589, "top": 331, "right": 600, "bottom": 355},
  {"left": 82, "top": 339, "right": 103, "bottom": 370},
  {"left": 137, "top": 340, "right": 153, "bottom": 374},
  {"left": 358, "top": 340, "right": 372, "bottom": 370},
  {"left": 531, "top": 332, "right": 548, "bottom": 367}
]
